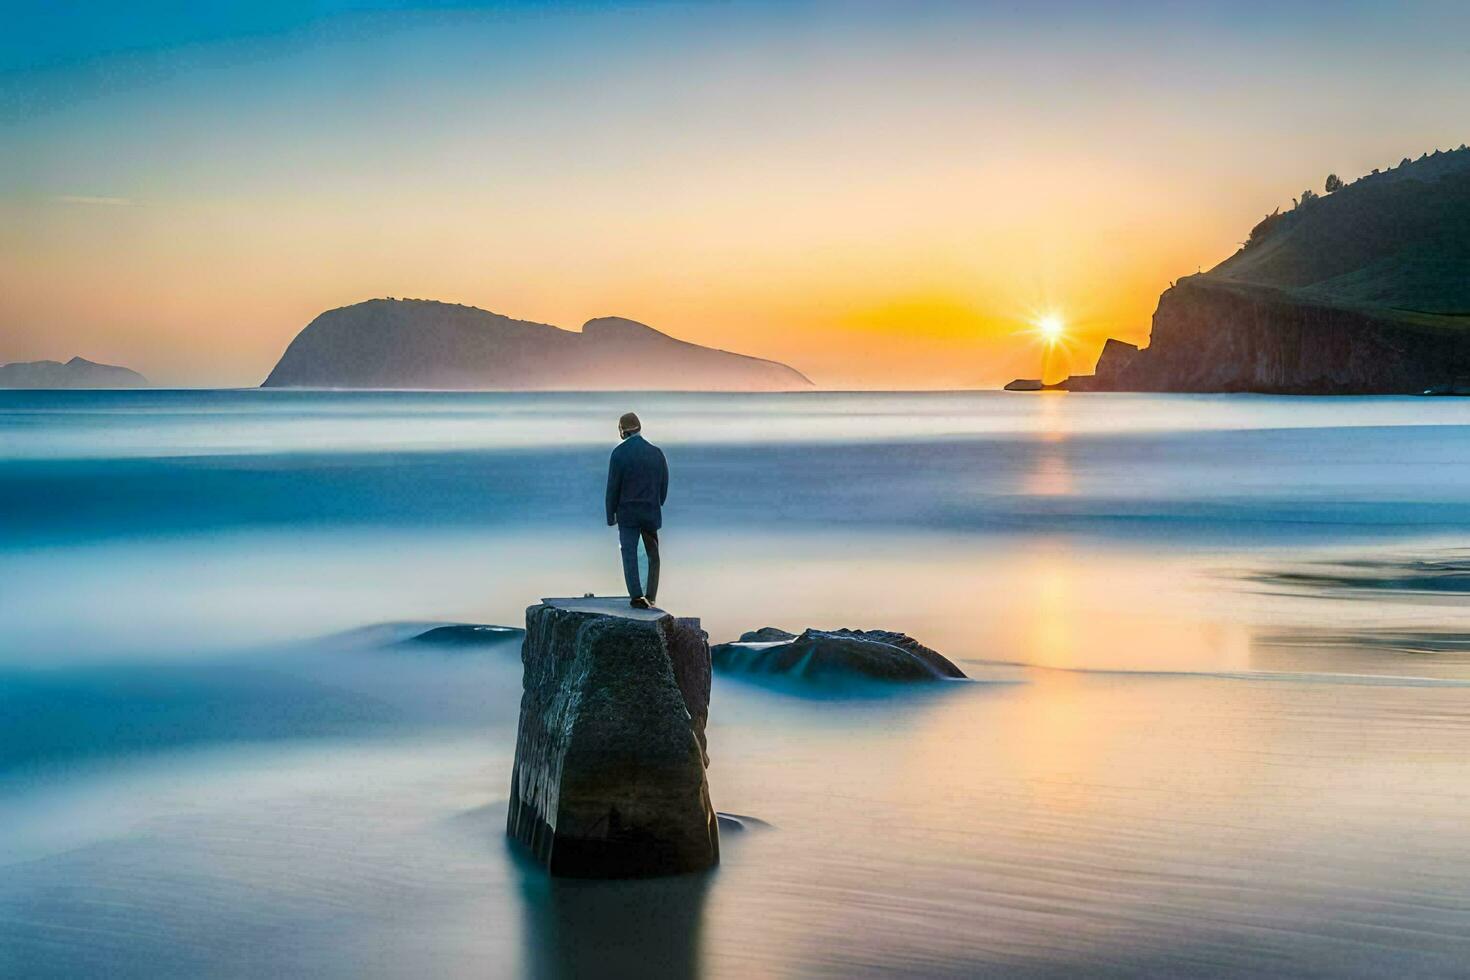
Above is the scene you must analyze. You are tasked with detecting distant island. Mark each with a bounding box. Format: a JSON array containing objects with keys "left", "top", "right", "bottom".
[
  {"left": 1044, "top": 144, "right": 1470, "bottom": 394},
  {"left": 0, "top": 356, "right": 148, "bottom": 389},
  {"left": 261, "top": 299, "right": 813, "bottom": 391}
]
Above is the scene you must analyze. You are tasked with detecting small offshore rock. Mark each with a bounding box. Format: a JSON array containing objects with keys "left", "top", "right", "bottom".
[
  {"left": 401, "top": 624, "right": 523, "bottom": 650},
  {"left": 713, "top": 627, "right": 965, "bottom": 683}
]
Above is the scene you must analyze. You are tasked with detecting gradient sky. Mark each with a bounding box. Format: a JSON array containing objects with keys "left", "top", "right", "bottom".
[{"left": 3, "top": 1, "right": 1468, "bottom": 387}]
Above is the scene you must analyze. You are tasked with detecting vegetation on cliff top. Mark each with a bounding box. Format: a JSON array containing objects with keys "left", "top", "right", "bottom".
[{"left": 1217, "top": 144, "right": 1470, "bottom": 328}]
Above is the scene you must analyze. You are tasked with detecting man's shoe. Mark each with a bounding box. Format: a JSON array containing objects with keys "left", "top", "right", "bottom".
[{"left": 630, "top": 596, "right": 652, "bottom": 609}]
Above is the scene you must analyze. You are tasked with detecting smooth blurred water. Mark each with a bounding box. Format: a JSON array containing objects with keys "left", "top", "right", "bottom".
[{"left": 3, "top": 390, "right": 1470, "bottom": 977}]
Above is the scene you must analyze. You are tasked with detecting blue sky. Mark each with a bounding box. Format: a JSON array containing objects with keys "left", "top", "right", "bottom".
[{"left": 3, "top": 1, "right": 1468, "bottom": 385}]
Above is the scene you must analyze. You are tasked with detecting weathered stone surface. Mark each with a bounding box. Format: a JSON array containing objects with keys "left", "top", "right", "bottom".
[
  {"left": 712, "top": 627, "right": 966, "bottom": 683},
  {"left": 507, "top": 598, "right": 718, "bottom": 878}
]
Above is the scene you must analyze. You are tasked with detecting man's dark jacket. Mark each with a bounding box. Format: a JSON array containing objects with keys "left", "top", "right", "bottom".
[{"left": 606, "top": 433, "right": 669, "bottom": 529}]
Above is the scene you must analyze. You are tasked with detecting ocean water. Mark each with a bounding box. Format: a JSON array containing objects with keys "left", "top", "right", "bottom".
[{"left": 3, "top": 389, "right": 1470, "bottom": 978}]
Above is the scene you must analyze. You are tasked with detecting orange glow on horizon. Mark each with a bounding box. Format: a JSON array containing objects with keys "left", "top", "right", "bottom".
[{"left": 6, "top": 4, "right": 1463, "bottom": 387}]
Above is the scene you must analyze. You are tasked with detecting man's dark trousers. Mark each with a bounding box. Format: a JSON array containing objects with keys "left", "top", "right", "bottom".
[{"left": 619, "top": 524, "right": 660, "bottom": 604}]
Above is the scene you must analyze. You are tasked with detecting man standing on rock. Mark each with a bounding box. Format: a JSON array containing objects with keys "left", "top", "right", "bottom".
[{"left": 606, "top": 412, "right": 668, "bottom": 609}]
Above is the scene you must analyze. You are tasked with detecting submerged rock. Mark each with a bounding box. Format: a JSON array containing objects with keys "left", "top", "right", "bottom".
[
  {"left": 716, "top": 812, "right": 774, "bottom": 833},
  {"left": 712, "top": 627, "right": 966, "bottom": 683},
  {"left": 400, "top": 623, "right": 522, "bottom": 650},
  {"left": 737, "top": 626, "right": 797, "bottom": 643},
  {"left": 507, "top": 597, "right": 719, "bottom": 878},
  {"left": 1422, "top": 378, "right": 1470, "bottom": 396}
]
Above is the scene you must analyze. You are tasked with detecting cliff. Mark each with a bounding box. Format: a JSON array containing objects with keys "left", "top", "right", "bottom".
[
  {"left": 1073, "top": 144, "right": 1470, "bottom": 394},
  {"left": 507, "top": 597, "right": 719, "bottom": 878},
  {"left": 0, "top": 356, "right": 147, "bottom": 389},
  {"left": 1083, "top": 278, "right": 1470, "bottom": 393},
  {"left": 261, "top": 299, "right": 811, "bottom": 390}
]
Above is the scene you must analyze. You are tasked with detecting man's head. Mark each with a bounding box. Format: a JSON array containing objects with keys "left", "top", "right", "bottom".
[{"left": 618, "top": 412, "right": 641, "bottom": 440}]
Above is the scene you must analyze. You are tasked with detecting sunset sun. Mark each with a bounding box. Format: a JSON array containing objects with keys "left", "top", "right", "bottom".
[{"left": 1038, "top": 314, "right": 1065, "bottom": 344}]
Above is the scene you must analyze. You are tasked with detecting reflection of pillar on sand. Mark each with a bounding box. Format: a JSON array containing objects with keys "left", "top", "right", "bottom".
[{"left": 514, "top": 855, "right": 712, "bottom": 980}]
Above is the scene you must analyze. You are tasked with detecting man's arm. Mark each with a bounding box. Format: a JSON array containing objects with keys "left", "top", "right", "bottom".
[
  {"left": 605, "top": 452, "right": 622, "bottom": 526},
  {"left": 658, "top": 448, "right": 669, "bottom": 505}
]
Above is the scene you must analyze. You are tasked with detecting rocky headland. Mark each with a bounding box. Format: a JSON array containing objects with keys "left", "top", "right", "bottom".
[
  {"left": 1049, "top": 145, "right": 1470, "bottom": 394},
  {"left": 0, "top": 356, "right": 147, "bottom": 389},
  {"left": 261, "top": 299, "right": 811, "bottom": 390}
]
